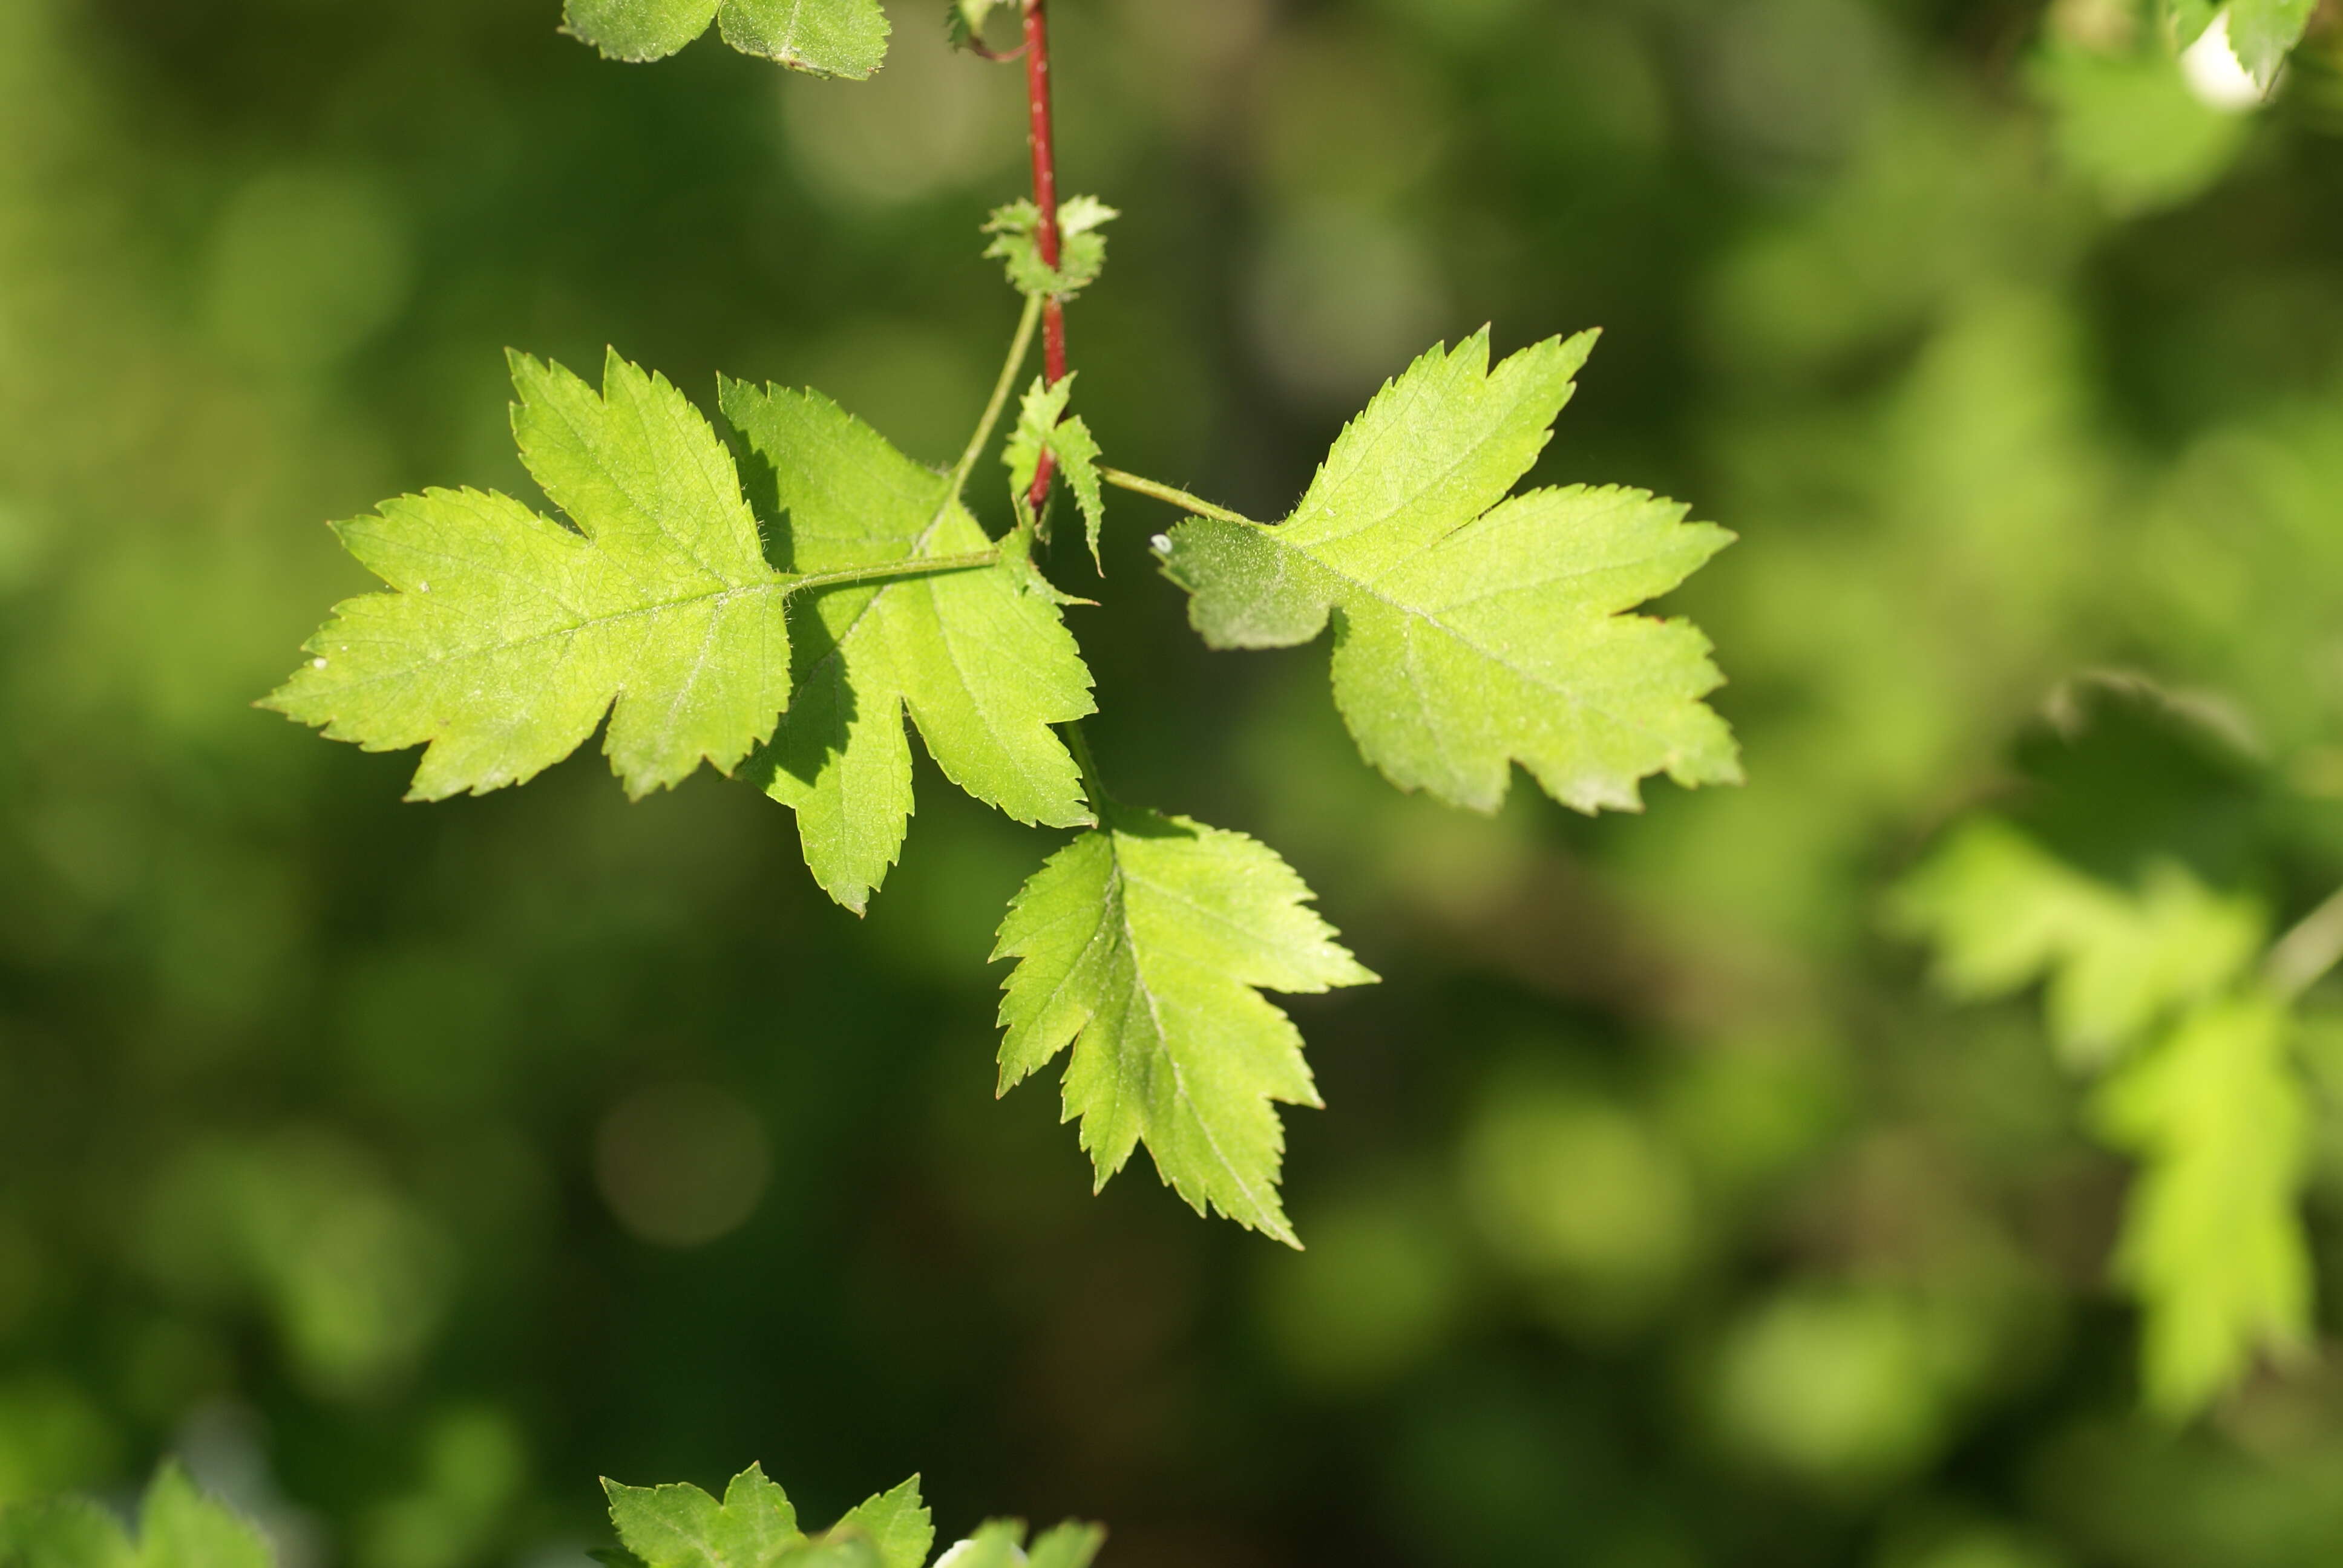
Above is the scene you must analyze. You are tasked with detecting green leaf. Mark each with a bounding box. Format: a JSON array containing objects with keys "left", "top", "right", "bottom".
[
  {"left": 994, "top": 804, "right": 1378, "bottom": 1244},
  {"left": 945, "top": 0, "right": 1008, "bottom": 49},
  {"left": 2225, "top": 0, "right": 2318, "bottom": 83},
  {"left": 605, "top": 1467, "right": 801, "bottom": 1568},
  {"left": 136, "top": 1466, "right": 271, "bottom": 1568},
  {"left": 563, "top": 0, "right": 718, "bottom": 60},
  {"left": 773, "top": 1546, "right": 878, "bottom": 1568},
  {"left": 1023, "top": 1524, "right": 1106, "bottom": 1568},
  {"left": 1004, "top": 376, "right": 1106, "bottom": 570},
  {"left": 719, "top": 0, "right": 890, "bottom": 77},
  {"left": 2093, "top": 993, "right": 2313, "bottom": 1416},
  {"left": 0, "top": 1500, "right": 135, "bottom": 1568},
  {"left": 265, "top": 350, "right": 793, "bottom": 802},
  {"left": 721, "top": 380, "right": 1096, "bottom": 913},
  {"left": 983, "top": 198, "right": 1119, "bottom": 301},
  {"left": 828, "top": 1480, "right": 931, "bottom": 1568},
  {"left": 565, "top": 0, "right": 890, "bottom": 75},
  {"left": 1889, "top": 819, "right": 2266, "bottom": 1070},
  {"left": 2, "top": 1467, "right": 272, "bottom": 1568},
  {"left": 2162, "top": 0, "right": 2220, "bottom": 48},
  {"left": 933, "top": 1523, "right": 1025, "bottom": 1568},
  {"left": 1159, "top": 330, "right": 1739, "bottom": 815},
  {"left": 2031, "top": 29, "right": 2249, "bottom": 215}
]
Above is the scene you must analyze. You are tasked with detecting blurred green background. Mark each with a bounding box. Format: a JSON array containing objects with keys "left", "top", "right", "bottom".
[{"left": 6, "top": 0, "right": 2343, "bottom": 1563}]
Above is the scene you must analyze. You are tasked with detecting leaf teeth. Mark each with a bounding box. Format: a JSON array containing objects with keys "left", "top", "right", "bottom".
[
  {"left": 724, "top": 382, "right": 1095, "bottom": 911},
  {"left": 994, "top": 809, "right": 1374, "bottom": 1244},
  {"left": 1157, "top": 328, "right": 1735, "bottom": 815},
  {"left": 269, "top": 351, "right": 794, "bottom": 802}
]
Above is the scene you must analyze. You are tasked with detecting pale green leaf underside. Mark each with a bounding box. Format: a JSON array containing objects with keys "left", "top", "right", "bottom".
[
  {"left": 2093, "top": 993, "right": 2313, "bottom": 1416},
  {"left": 992, "top": 807, "right": 1377, "bottom": 1244},
  {"left": 1161, "top": 330, "right": 1740, "bottom": 814},
  {"left": 563, "top": 0, "right": 890, "bottom": 76},
  {"left": 4, "top": 1465, "right": 275, "bottom": 1568},
  {"left": 722, "top": 380, "right": 1095, "bottom": 913},
  {"left": 266, "top": 350, "right": 791, "bottom": 802},
  {"left": 606, "top": 1468, "right": 929, "bottom": 1568},
  {"left": 1889, "top": 818, "right": 2266, "bottom": 1070}
]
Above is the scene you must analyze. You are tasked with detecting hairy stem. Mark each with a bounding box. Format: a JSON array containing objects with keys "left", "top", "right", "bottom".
[
  {"left": 786, "top": 550, "right": 999, "bottom": 596},
  {"left": 2266, "top": 881, "right": 2343, "bottom": 999},
  {"left": 1022, "top": 0, "right": 1069, "bottom": 514},
  {"left": 1098, "top": 467, "right": 1261, "bottom": 529},
  {"left": 951, "top": 291, "right": 1045, "bottom": 498}
]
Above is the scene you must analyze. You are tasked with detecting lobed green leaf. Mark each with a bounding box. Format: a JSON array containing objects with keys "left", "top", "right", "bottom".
[
  {"left": 722, "top": 380, "right": 1096, "bottom": 913},
  {"left": 1161, "top": 330, "right": 1739, "bottom": 815},
  {"left": 563, "top": 0, "right": 890, "bottom": 76},
  {"left": 994, "top": 805, "right": 1376, "bottom": 1244},
  {"left": 1890, "top": 818, "right": 2267, "bottom": 1070},
  {"left": 265, "top": 351, "right": 795, "bottom": 802},
  {"left": 0, "top": 1465, "right": 273, "bottom": 1568},
  {"left": 605, "top": 1468, "right": 929, "bottom": 1568},
  {"left": 2093, "top": 993, "right": 2313, "bottom": 1415}
]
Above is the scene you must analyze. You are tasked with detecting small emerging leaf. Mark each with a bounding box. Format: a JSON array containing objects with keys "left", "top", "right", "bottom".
[
  {"left": 1161, "top": 329, "right": 1739, "bottom": 815},
  {"left": 1004, "top": 376, "right": 1107, "bottom": 569},
  {"left": 946, "top": 0, "right": 1008, "bottom": 49},
  {"left": 994, "top": 805, "right": 1377, "bottom": 1244},
  {"left": 564, "top": 0, "right": 890, "bottom": 76},
  {"left": 264, "top": 350, "right": 793, "bottom": 802},
  {"left": 984, "top": 197, "right": 1118, "bottom": 301},
  {"left": 2094, "top": 993, "right": 2313, "bottom": 1416}
]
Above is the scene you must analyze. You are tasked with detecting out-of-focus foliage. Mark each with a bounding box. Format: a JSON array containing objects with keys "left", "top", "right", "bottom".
[
  {"left": 0, "top": 1464, "right": 269, "bottom": 1568},
  {"left": 1895, "top": 817, "right": 2311, "bottom": 1414},
  {"left": 6, "top": 0, "right": 2343, "bottom": 1565}
]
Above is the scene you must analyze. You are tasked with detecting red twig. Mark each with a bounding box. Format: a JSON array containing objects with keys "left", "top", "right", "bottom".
[{"left": 1022, "top": 0, "right": 1067, "bottom": 514}]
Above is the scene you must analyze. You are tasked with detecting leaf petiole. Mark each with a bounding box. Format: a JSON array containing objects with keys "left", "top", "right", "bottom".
[
  {"left": 785, "top": 550, "right": 1000, "bottom": 595},
  {"left": 950, "top": 292, "right": 1046, "bottom": 499},
  {"left": 1098, "top": 467, "right": 1260, "bottom": 528},
  {"left": 1064, "top": 718, "right": 1111, "bottom": 809}
]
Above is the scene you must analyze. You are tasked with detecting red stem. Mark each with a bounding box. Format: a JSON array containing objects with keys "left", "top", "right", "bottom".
[{"left": 1022, "top": 0, "right": 1067, "bottom": 514}]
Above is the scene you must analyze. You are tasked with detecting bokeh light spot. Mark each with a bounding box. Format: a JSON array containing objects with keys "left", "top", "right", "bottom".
[{"left": 593, "top": 1082, "right": 771, "bottom": 1249}]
